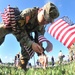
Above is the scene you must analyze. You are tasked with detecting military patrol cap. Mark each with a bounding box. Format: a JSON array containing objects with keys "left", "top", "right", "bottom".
[{"left": 43, "top": 2, "right": 59, "bottom": 23}]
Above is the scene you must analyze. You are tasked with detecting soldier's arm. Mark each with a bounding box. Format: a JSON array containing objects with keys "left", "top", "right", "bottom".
[
  {"left": 20, "top": 8, "right": 41, "bottom": 50},
  {"left": 19, "top": 8, "right": 43, "bottom": 53},
  {"left": 37, "top": 25, "right": 45, "bottom": 45},
  {"left": 19, "top": 8, "right": 34, "bottom": 47},
  {"left": 38, "top": 25, "right": 45, "bottom": 35},
  {"left": 37, "top": 26, "right": 46, "bottom": 55}
]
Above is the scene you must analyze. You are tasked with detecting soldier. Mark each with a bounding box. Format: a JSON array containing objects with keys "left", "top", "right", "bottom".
[{"left": 0, "top": 2, "right": 59, "bottom": 70}]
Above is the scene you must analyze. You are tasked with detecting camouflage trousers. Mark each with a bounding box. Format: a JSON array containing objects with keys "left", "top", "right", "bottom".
[
  {"left": 18, "top": 35, "right": 35, "bottom": 70},
  {"left": 0, "top": 24, "right": 35, "bottom": 70}
]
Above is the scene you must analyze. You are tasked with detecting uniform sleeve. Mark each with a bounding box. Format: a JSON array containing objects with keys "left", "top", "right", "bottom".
[
  {"left": 37, "top": 25, "right": 45, "bottom": 48},
  {"left": 37, "top": 25, "right": 45, "bottom": 36},
  {"left": 20, "top": 8, "right": 34, "bottom": 48}
]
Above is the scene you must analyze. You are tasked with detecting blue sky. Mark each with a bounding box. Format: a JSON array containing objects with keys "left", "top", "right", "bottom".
[{"left": 0, "top": 0, "right": 75, "bottom": 65}]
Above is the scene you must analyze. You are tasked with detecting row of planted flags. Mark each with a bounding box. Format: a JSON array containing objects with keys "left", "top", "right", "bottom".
[{"left": 0, "top": 5, "right": 75, "bottom": 57}]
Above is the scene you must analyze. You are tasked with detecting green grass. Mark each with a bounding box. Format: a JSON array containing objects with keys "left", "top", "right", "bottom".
[{"left": 0, "top": 61, "right": 75, "bottom": 75}]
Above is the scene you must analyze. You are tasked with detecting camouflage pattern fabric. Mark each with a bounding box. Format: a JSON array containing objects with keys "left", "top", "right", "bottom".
[{"left": 0, "top": 7, "right": 45, "bottom": 69}]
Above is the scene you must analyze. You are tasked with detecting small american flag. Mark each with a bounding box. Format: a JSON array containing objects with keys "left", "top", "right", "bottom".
[
  {"left": 38, "top": 35, "right": 53, "bottom": 52},
  {"left": 47, "top": 16, "right": 75, "bottom": 48},
  {"left": 24, "top": 35, "right": 53, "bottom": 58},
  {"left": 24, "top": 44, "right": 35, "bottom": 58},
  {"left": 0, "top": 5, "right": 16, "bottom": 28}
]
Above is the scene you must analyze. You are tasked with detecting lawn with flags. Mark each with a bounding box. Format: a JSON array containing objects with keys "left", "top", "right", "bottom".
[{"left": 0, "top": 61, "right": 75, "bottom": 75}]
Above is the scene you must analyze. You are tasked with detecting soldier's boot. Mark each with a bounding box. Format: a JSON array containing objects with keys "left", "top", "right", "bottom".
[{"left": 18, "top": 58, "right": 29, "bottom": 71}]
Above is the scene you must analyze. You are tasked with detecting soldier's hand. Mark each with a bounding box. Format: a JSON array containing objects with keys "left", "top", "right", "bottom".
[{"left": 32, "top": 42, "right": 43, "bottom": 53}]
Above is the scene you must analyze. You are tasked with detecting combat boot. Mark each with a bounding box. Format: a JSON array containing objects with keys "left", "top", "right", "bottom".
[{"left": 18, "top": 58, "right": 29, "bottom": 71}]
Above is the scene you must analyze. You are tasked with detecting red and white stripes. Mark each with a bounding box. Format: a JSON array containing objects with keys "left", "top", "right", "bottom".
[
  {"left": 48, "top": 17, "right": 75, "bottom": 48},
  {"left": 38, "top": 35, "right": 53, "bottom": 52},
  {"left": 24, "top": 35, "right": 53, "bottom": 58},
  {"left": 0, "top": 5, "right": 16, "bottom": 28}
]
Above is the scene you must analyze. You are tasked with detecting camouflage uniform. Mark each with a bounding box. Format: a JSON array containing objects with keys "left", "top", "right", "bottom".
[
  {"left": 0, "top": 2, "right": 59, "bottom": 70},
  {"left": 0, "top": 7, "right": 45, "bottom": 70}
]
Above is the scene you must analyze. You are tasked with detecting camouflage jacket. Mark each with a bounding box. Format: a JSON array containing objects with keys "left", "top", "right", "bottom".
[{"left": 13, "top": 7, "right": 45, "bottom": 48}]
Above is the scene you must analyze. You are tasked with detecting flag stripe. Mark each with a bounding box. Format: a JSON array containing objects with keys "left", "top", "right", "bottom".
[
  {"left": 48, "top": 16, "right": 75, "bottom": 48},
  {"left": 0, "top": 5, "right": 16, "bottom": 28},
  {"left": 62, "top": 29, "right": 75, "bottom": 44},
  {"left": 55, "top": 23, "right": 69, "bottom": 39},
  {"left": 48, "top": 19, "right": 62, "bottom": 34},
  {"left": 23, "top": 35, "right": 53, "bottom": 58},
  {"left": 38, "top": 35, "right": 53, "bottom": 52},
  {"left": 51, "top": 20, "right": 66, "bottom": 36},
  {"left": 66, "top": 34, "right": 75, "bottom": 47}
]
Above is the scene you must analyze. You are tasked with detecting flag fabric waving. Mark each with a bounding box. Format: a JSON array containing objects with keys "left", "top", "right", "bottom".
[
  {"left": 38, "top": 35, "right": 53, "bottom": 52},
  {"left": 0, "top": 5, "right": 16, "bottom": 28},
  {"left": 24, "top": 35, "right": 53, "bottom": 58},
  {"left": 47, "top": 16, "right": 75, "bottom": 48}
]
